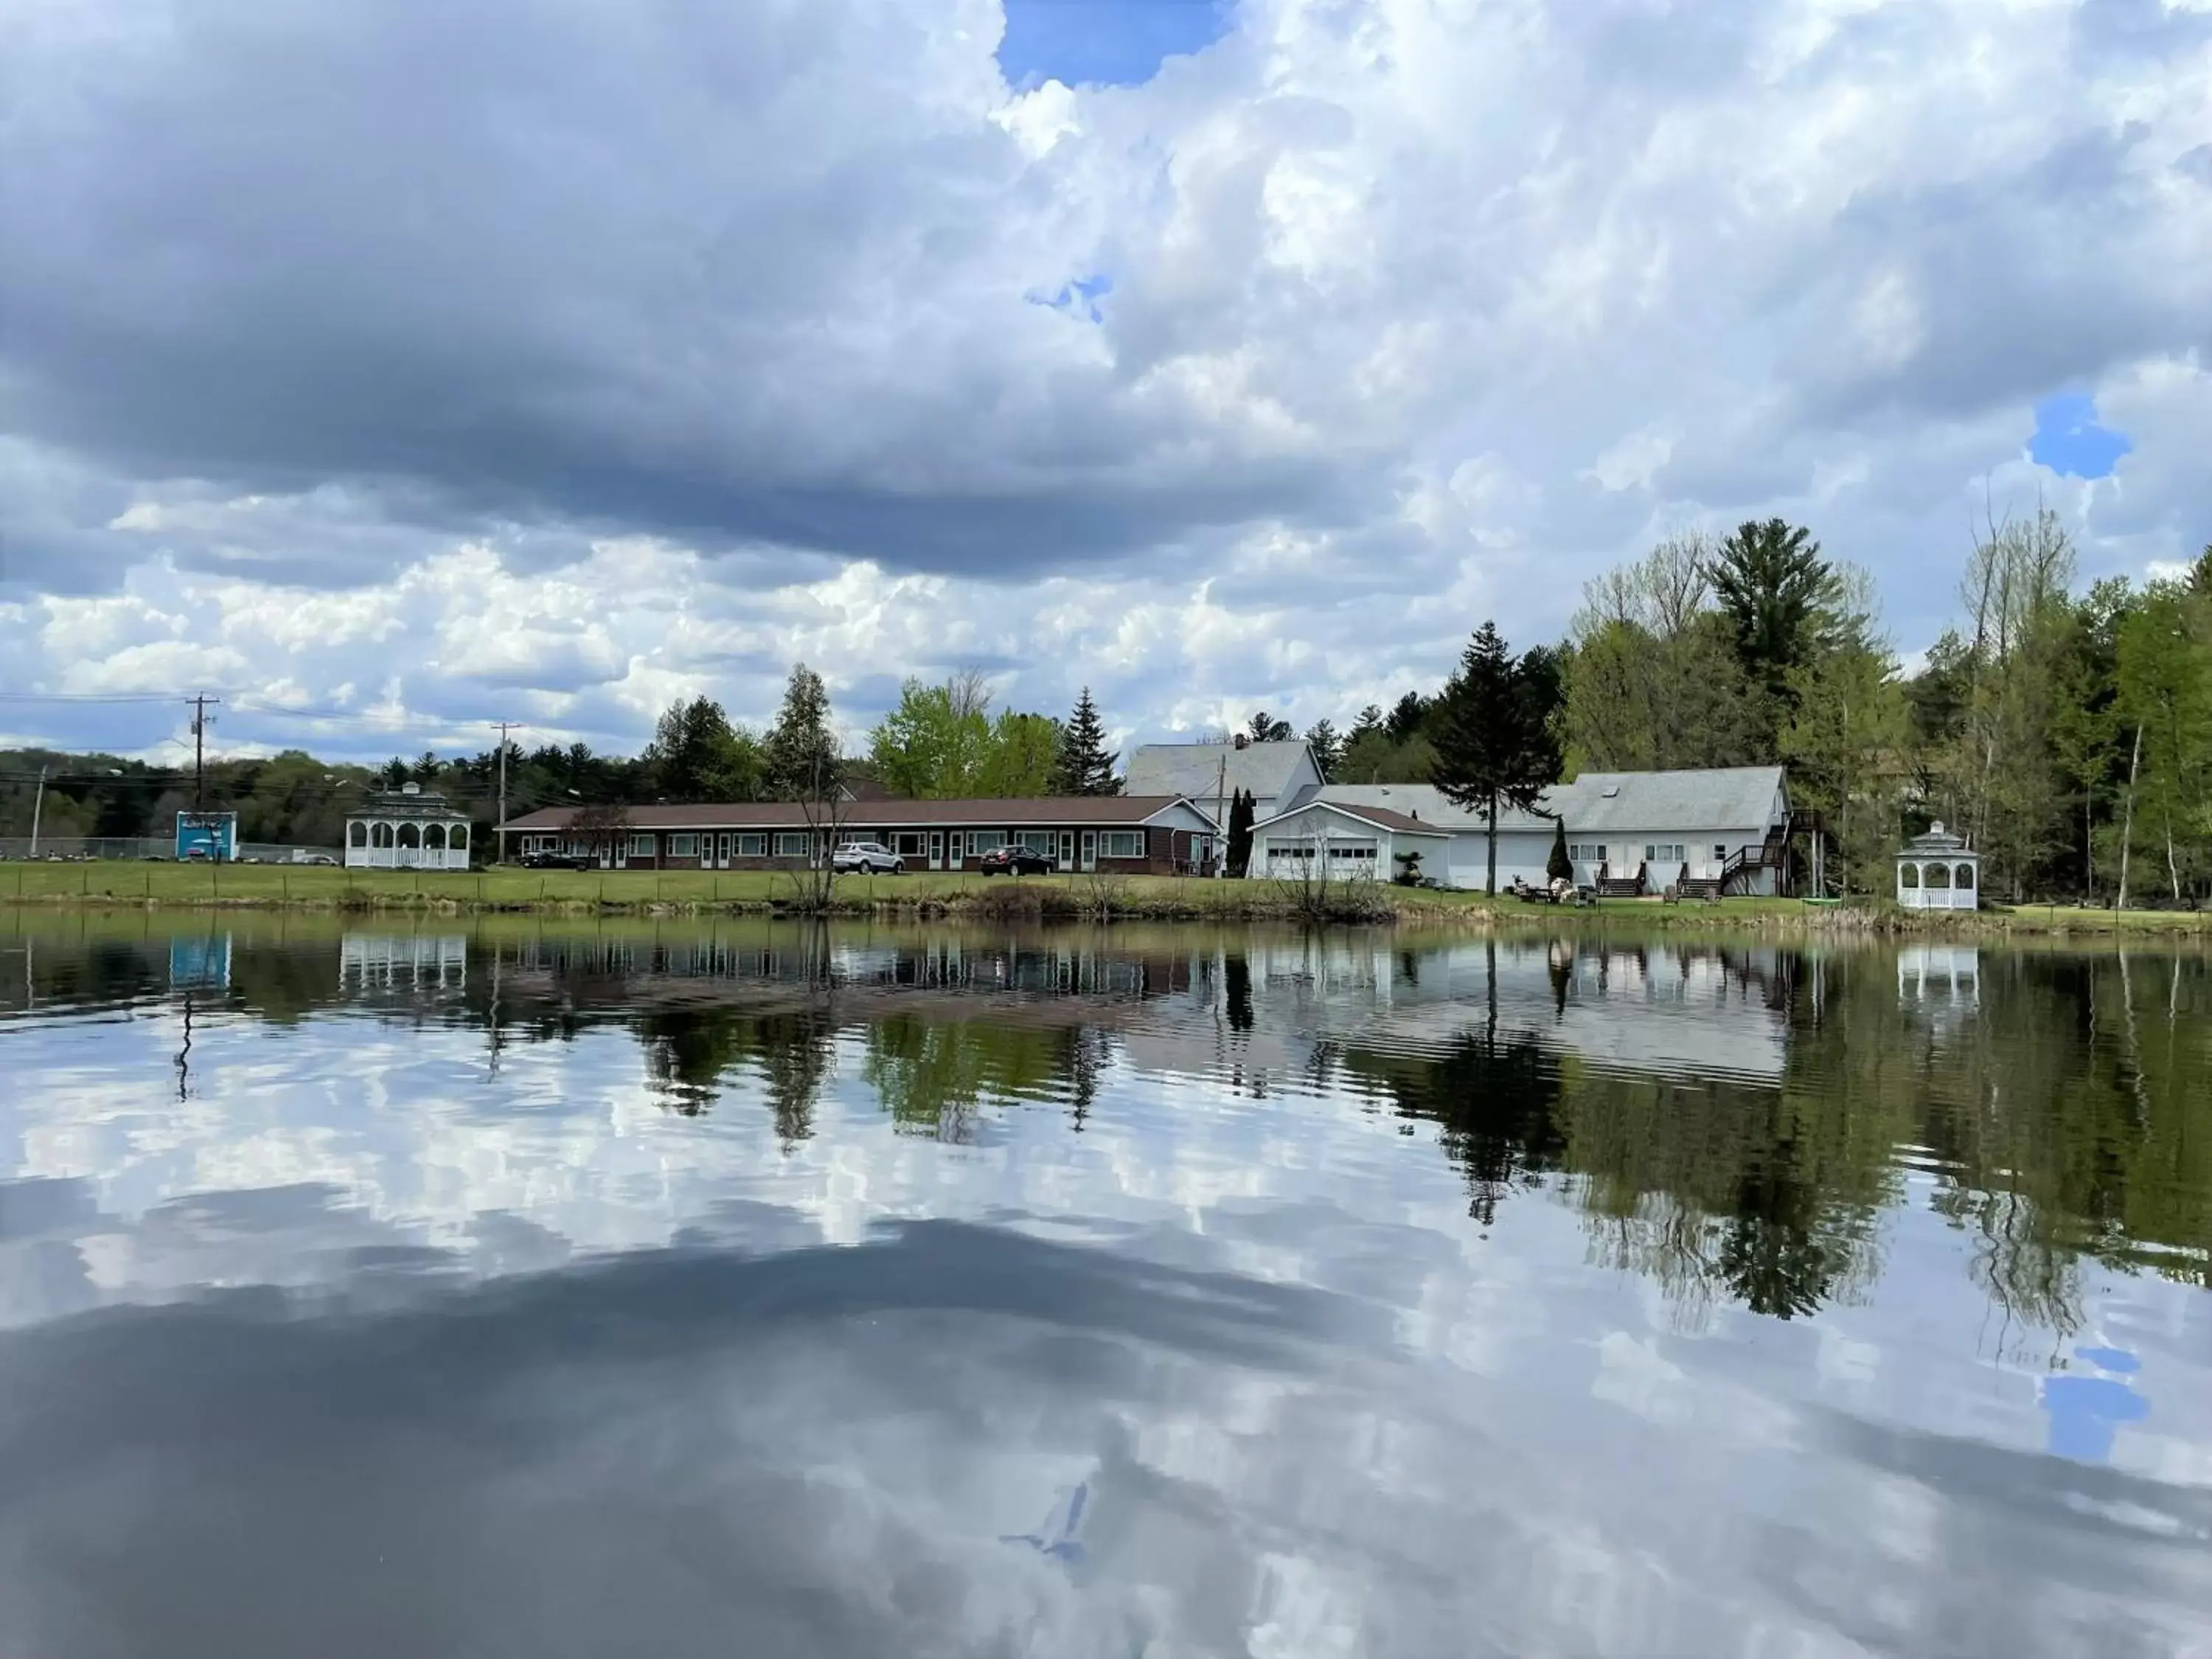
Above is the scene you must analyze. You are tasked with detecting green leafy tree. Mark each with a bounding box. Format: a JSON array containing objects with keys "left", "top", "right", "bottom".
[
  {"left": 1430, "top": 622, "right": 1565, "bottom": 894},
  {"left": 1053, "top": 687, "right": 1120, "bottom": 796},
  {"left": 868, "top": 675, "right": 991, "bottom": 799},
  {"left": 2115, "top": 580, "right": 2212, "bottom": 904},
  {"left": 1562, "top": 538, "right": 1770, "bottom": 773},
  {"left": 647, "top": 696, "right": 763, "bottom": 802},
  {"left": 975, "top": 710, "right": 1061, "bottom": 796},
  {"left": 762, "top": 664, "right": 843, "bottom": 801}
]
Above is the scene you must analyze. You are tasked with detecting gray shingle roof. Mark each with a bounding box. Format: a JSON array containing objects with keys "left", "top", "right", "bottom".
[
  {"left": 1262, "top": 799, "right": 1453, "bottom": 838},
  {"left": 1553, "top": 767, "right": 1786, "bottom": 834},
  {"left": 1302, "top": 767, "right": 1787, "bottom": 836},
  {"left": 1302, "top": 783, "right": 1555, "bottom": 833},
  {"left": 1125, "top": 740, "right": 1317, "bottom": 805}
]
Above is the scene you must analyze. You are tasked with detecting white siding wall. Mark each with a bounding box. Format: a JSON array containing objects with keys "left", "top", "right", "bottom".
[{"left": 1441, "top": 829, "right": 1552, "bottom": 891}]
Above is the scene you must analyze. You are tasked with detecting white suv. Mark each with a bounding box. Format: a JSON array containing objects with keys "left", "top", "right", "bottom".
[{"left": 831, "top": 841, "right": 905, "bottom": 874}]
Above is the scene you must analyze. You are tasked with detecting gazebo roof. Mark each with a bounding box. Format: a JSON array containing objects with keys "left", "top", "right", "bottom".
[
  {"left": 1899, "top": 821, "right": 1973, "bottom": 858},
  {"left": 350, "top": 787, "right": 471, "bottom": 820}
]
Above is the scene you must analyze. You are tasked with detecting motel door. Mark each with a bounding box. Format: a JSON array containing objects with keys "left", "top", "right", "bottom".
[
  {"left": 1079, "top": 830, "right": 1097, "bottom": 872},
  {"left": 929, "top": 832, "right": 945, "bottom": 871},
  {"left": 1057, "top": 831, "right": 1074, "bottom": 872},
  {"left": 713, "top": 833, "right": 731, "bottom": 870}
]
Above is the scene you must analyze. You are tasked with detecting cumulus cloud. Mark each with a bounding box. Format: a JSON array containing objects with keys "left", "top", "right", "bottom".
[{"left": 1, "top": 0, "right": 2207, "bottom": 756}]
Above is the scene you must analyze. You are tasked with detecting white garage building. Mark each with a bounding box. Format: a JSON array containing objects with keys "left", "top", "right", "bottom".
[
  {"left": 1250, "top": 799, "right": 1453, "bottom": 883},
  {"left": 1252, "top": 765, "right": 1799, "bottom": 895}
]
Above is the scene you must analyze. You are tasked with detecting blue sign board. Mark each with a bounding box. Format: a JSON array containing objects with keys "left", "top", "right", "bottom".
[
  {"left": 169, "top": 933, "right": 233, "bottom": 992},
  {"left": 175, "top": 811, "right": 238, "bottom": 862}
]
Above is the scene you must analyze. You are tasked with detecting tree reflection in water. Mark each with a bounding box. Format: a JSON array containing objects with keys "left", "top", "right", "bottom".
[{"left": 8, "top": 915, "right": 2205, "bottom": 1338}]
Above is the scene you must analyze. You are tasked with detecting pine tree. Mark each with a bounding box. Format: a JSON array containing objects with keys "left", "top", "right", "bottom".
[
  {"left": 1430, "top": 622, "right": 1565, "bottom": 894},
  {"left": 1226, "top": 788, "right": 1256, "bottom": 877},
  {"left": 1304, "top": 718, "right": 1342, "bottom": 782},
  {"left": 1547, "top": 818, "right": 1573, "bottom": 883},
  {"left": 762, "top": 664, "right": 842, "bottom": 801},
  {"left": 1708, "top": 518, "right": 1831, "bottom": 704},
  {"left": 1053, "top": 687, "right": 1120, "bottom": 795}
]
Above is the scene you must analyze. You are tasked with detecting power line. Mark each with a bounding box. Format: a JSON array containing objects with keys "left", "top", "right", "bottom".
[{"left": 0, "top": 691, "right": 179, "bottom": 704}]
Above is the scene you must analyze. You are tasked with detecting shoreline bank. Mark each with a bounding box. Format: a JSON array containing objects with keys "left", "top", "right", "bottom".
[{"left": 2, "top": 866, "right": 2205, "bottom": 939}]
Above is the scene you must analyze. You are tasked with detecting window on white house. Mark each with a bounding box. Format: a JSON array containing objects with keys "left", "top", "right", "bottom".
[
  {"left": 1714, "top": 844, "right": 1728, "bottom": 861},
  {"left": 629, "top": 834, "right": 656, "bottom": 857},
  {"left": 773, "top": 832, "right": 810, "bottom": 858},
  {"left": 668, "top": 834, "right": 699, "bottom": 858},
  {"left": 1327, "top": 843, "right": 1378, "bottom": 859},
  {"left": 735, "top": 834, "right": 768, "bottom": 858},
  {"left": 1099, "top": 830, "right": 1144, "bottom": 859},
  {"left": 1644, "top": 844, "right": 1685, "bottom": 864}
]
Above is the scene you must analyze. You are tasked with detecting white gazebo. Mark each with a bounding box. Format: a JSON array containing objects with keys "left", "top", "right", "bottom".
[
  {"left": 1895, "top": 823, "right": 1978, "bottom": 911},
  {"left": 345, "top": 784, "right": 473, "bottom": 871}
]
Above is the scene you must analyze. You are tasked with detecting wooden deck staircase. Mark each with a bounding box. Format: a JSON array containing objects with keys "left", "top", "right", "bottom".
[
  {"left": 1685, "top": 815, "right": 1815, "bottom": 900},
  {"left": 1596, "top": 860, "right": 1649, "bottom": 899}
]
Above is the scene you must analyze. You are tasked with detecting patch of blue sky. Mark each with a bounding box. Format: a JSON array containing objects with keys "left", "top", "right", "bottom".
[
  {"left": 2027, "top": 392, "right": 2132, "bottom": 480},
  {"left": 998, "top": 0, "right": 1230, "bottom": 89},
  {"left": 1027, "top": 272, "right": 1113, "bottom": 322}
]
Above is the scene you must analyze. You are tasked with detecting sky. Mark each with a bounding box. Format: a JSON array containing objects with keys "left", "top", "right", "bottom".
[{"left": 0, "top": 0, "right": 2207, "bottom": 768}]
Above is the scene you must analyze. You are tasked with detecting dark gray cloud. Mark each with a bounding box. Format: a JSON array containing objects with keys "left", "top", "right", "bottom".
[{"left": 0, "top": 0, "right": 1364, "bottom": 593}]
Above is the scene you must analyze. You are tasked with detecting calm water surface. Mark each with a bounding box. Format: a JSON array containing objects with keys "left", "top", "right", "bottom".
[{"left": 1, "top": 916, "right": 2208, "bottom": 1658}]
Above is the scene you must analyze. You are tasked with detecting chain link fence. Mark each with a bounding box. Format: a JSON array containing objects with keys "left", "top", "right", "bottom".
[{"left": 0, "top": 837, "right": 345, "bottom": 863}]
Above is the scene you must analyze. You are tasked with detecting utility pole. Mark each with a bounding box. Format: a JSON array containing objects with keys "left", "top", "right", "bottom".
[
  {"left": 28, "top": 765, "right": 48, "bottom": 858},
  {"left": 187, "top": 695, "right": 220, "bottom": 810},
  {"left": 491, "top": 720, "right": 521, "bottom": 864}
]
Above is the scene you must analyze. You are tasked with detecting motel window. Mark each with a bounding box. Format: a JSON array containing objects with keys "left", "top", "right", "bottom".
[
  {"left": 735, "top": 834, "right": 768, "bottom": 858},
  {"left": 1099, "top": 830, "right": 1144, "bottom": 860},
  {"left": 967, "top": 831, "right": 1009, "bottom": 853},
  {"left": 667, "top": 834, "right": 699, "bottom": 858},
  {"left": 773, "top": 833, "right": 810, "bottom": 858},
  {"left": 1015, "top": 830, "right": 1056, "bottom": 855},
  {"left": 893, "top": 832, "right": 926, "bottom": 858},
  {"left": 629, "top": 834, "right": 656, "bottom": 858}
]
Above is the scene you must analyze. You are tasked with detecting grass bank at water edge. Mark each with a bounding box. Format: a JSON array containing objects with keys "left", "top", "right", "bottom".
[{"left": 3, "top": 860, "right": 2209, "bottom": 937}]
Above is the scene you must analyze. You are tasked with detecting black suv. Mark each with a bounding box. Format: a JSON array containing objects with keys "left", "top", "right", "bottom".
[{"left": 977, "top": 846, "right": 1056, "bottom": 876}]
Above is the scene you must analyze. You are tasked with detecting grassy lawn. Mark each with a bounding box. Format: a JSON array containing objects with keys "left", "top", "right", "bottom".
[{"left": 1, "top": 859, "right": 2205, "bottom": 936}]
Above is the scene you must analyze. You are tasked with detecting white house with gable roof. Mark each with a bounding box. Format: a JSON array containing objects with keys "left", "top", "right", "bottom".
[
  {"left": 1124, "top": 736, "right": 1324, "bottom": 831},
  {"left": 1249, "top": 765, "right": 1800, "bottom": 894}
]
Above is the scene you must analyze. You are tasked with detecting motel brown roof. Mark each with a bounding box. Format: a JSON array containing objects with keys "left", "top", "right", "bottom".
[{"left": 499, "top": 795, "right": 1214, "bottom": 833}]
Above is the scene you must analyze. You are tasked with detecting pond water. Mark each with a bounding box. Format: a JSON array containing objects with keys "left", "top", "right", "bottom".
[{"left": 1, "top": 916, "right": 2208, "bottom": 1658}]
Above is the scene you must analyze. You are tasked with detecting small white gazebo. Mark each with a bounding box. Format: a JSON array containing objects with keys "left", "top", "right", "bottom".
[
  {"left": 1896, "top": 822, "right": 1978, "bottom": 911},
  {"left": 345, "top": 784, "right": 473, "bottom": 871}
]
